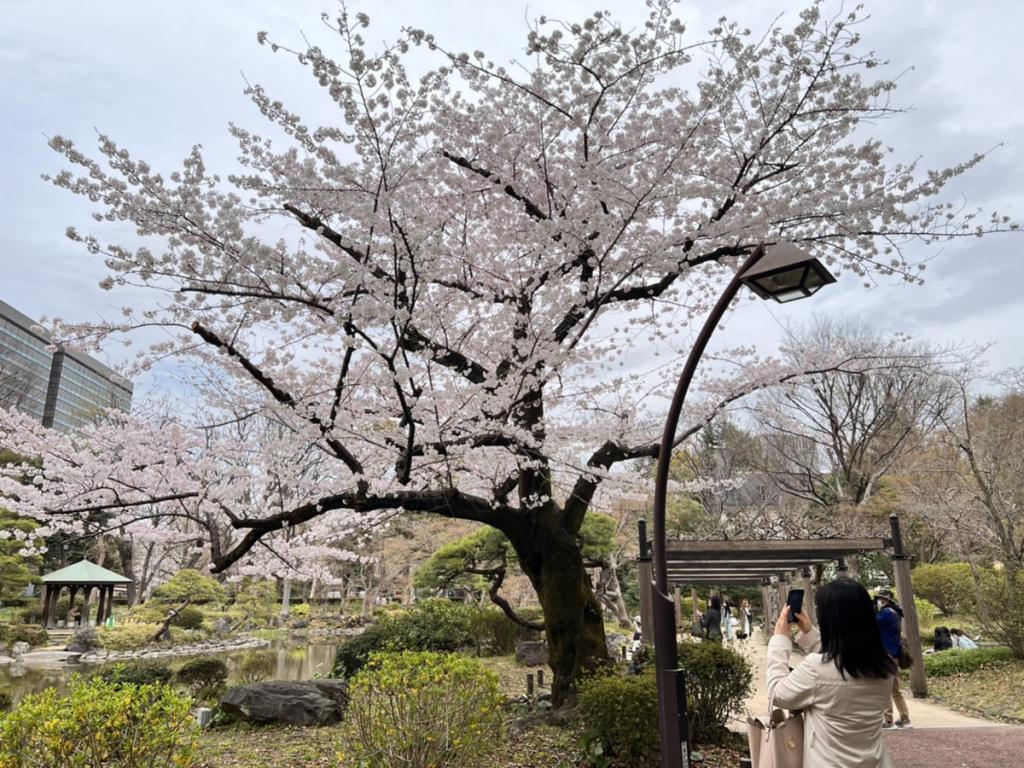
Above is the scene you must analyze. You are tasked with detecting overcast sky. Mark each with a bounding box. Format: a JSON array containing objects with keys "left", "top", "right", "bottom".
[{"left": 1, "top": 0, "right": 1021, "bottom": 401}]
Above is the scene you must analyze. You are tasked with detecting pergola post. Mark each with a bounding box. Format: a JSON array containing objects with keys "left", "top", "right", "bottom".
[
  {"left": 637, "top": 519, "right": 654, "bottom": 645},
  {"left": 95, "top": 587, "right": 107, "bottom": 627},
  {"left": 690, "top": 588, "right": 699, "bottom": 621},
  {"left": 674, "top": 587, "right": 682, "bottom": 632},
  {"left": 41, "top": 585, "right": 53, "bottom": 628},
  {"left": 760, "top": 581, "right": 772, "bottom": 630},
  {"left": 801, "top": 568, "right": 816, "bottom": 624},
  {"left": 889, "top": 514, "right": 927, "bottom": 698},
  {"left": 776, "top": 575, "right": 789, "bottom": 615}
]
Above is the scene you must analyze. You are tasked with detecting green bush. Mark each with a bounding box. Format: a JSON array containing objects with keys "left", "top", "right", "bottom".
[
  {"left": 96, "top": 662, "right": 175, "bottom": 687},
  {"left": 169, "top": 605, "right": 205, "bottom": 630},
  {"left": 923, "top": 647, "right": 1015, "bottom": 677},
  {"left": 289, "top": 602, "right": 310, "bottom": 618},
  {"left": 912, "top": 562, "right": 975, "bottom": 616},
  {"left": 974, "top": 566, "right": 1024, "bottom": 658},
  {"left": 238, "top": 650, "right": 276, "bottom": 683},
  {"left": 578, "top": 671, "right": 659, "bottom": 762},
  {"left": 677, "top": 640, "right": 754, "bottom": 743},
  {"left": 151, "top": 569, "right": 226, "bottom": 605},
  {"left": 334, "top": 623, "right": 391, "bottom": 677},
  {"left": 469, "top": 607, "right": 542, "bottom": 656},
  {"left": 176, "top": 657, "right": 229, "bottom": 697},
  {"left": 0, "top": 676, "right": 196, "bottom": 768},
  {"left": 4, "top": 624, "right": 49, "bottom": 648},
  {"left": 340, "top": 651, "right": 504, "bottom": 768},
  {"left": 98, "top": 623, "right": 161, "bottom": 651}
]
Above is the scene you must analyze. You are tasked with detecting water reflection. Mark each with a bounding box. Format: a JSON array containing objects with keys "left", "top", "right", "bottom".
[{"left": 0, "top": 638, "right": 340, "bottom": 706}]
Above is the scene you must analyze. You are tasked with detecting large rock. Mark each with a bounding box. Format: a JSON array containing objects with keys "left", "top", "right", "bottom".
[
  {"left": 11, "top": 642, "right": 30, "bottom": 658},
  {"left": 515, "top": 640, "right": 548, "bottom": 667},
  {"left": 606, "top": 632, "right": 629, "bottom": 656},
  {"left": 213, "top": 617, "right": 232, "bottom": 634},
  {"left": 220, "top": 680, "right": 348, "bottom": 726}
]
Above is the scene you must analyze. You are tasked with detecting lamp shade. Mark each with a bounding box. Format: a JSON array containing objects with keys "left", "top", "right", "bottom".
[{"left": 740, "top": 242, "right": 837, "bottom": 303}]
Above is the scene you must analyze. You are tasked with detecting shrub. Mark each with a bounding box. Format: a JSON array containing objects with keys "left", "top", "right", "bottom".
[
  {"left": 333, "top": 623, "right": 391, "bottom": 677},
  {"left": 169, "top": 605, "right": 205, "bottom": 630},
  {"left": 176, "top": 657, "right": 229, "bottom": 697},
  {"left": 470, "top": 607, "right": 542, "bottom": 656},
  {"left": 0, "top": 676, "right": 196, "bottom": 768},
  {"left": 8, "top": 624, "right": 48, "bottom": 648},
  {"left": 69, "top": 625, "right": 98, "bottom": 650},
  {"left": 98, "top": 623, "right": 161, "bottom": 651},
  {"left": 677, "top": 640, "right": 754, "bottom": 743},
  {"left": 289, "top": 602, "right": 310, "bottom": 618},
  {"left": 151, "top": 569, "right": 226, "bottom": 605},
  {"left": 923, "top": 647, "right": 1015, "bottom": 677},
  {"left": 340, "top": 651, "right": 504, "bottom": 768},
  {"left": 377, "top": 599, "right": 477, "bottom": 653},
  {"left": 974, "top": 565, "right": 1024, "bottom": 658},
  {"left": 238, "top": 650, "right": 276, "bottom": 683},
  {"left": 578, "top": 671, "right": 659, "bottom": 762},
  {"left": 912, "top": 562, "right": 975, "bottom": 616},
  {"left": 0, "top": 688, "right": 11, "bottom": 712},
  {"left": 96, "top": 662, "right": 175, "bottom": 687}
]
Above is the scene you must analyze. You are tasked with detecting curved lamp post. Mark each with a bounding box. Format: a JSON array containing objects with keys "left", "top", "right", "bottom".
[{"left": 650, "top": 242, "right": 836, "bottom": 768}]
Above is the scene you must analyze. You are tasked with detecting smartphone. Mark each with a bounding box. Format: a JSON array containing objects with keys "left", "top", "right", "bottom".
[{"left": 786, "top": 589, "right": 805, "bottom": 623}]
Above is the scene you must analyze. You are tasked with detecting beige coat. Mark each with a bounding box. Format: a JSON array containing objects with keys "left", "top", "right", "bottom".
[{"left": 766, "top": 629, "right": 894, "bottom": 768}]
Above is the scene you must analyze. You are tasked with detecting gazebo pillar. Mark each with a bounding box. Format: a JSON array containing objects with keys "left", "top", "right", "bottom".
[
  {"left": 95, "top": 587, "right": 107, "bottom": 626},
  {"left": 889, "top": 514, "right": 927, "bottom": 697},
  {"left": 801, "top": 568, "right": 817, "bottom": 624}
]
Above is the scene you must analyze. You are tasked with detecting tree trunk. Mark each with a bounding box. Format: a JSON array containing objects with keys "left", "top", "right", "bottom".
[
  {"left": 597, "top": 551, "right": 634, "bottom": 629},
  {"left": 115, "top": 537, "right": 139, "bottom": 606},
  {"left": 511, "top": 515, "right": 610, "bottom": 706}
]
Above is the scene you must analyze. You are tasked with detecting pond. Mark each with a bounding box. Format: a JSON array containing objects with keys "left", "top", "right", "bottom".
[{"left": 0, "top": 637, "right": 340, "bottom": 705}]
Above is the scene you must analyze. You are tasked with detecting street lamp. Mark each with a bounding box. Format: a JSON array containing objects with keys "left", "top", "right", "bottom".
[{"left": 650, "top": 242, "right": 836, "bottom": 768}]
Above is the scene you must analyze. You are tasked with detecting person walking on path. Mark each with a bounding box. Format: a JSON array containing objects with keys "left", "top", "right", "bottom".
[
  {"left": 876, "top": 588, "right": 911, "bottom": 728},
  {"left": 766, "top": 577, "right": 897, "bottom": 768},
  {"left": 701, "top": 595, "right": 723, "bottom": 642}
]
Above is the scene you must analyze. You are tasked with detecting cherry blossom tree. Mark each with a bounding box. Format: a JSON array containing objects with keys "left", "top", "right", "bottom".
[{"left": 1, "top": 2, "right": 1015, "bottom": 701}]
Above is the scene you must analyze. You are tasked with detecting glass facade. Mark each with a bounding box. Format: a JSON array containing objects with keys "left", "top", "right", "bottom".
[{"left": 0, "top": 300, "right": 133, "bottom": 430}]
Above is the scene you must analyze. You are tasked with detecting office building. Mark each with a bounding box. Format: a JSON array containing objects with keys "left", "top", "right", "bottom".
[{"left": 0, "top": 298, "right": 133, "bottom": 430}]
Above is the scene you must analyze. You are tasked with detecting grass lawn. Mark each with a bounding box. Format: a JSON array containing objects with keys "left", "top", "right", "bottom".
[{"left": 928, "top": 660, "right": 1024, "bottom": 723}]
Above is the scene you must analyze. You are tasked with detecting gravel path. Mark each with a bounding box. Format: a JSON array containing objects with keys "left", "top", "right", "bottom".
[{"left": 886, "top": 726, "right": 1024, "bottom": 767}]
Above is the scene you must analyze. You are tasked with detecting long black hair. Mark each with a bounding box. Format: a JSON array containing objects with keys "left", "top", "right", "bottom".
[
  {"left": 709, "top": 595, "right": 722, "bottom": 611},
  {"left": 816, "top": 577, "right": 897, "bottom": 679}
]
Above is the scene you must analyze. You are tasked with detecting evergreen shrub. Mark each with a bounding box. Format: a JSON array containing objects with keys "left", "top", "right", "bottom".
[
  {"left": 923, "top": 647, "right": 1014, "bottom": 677},
  {"left": 97, "top": 662, "right": 175, "bottom": 687},
  {"left": 169, "top": 606, "right": 205, "bottom": 630},
  {"left": 176, "top": 657, "right": 229, "bottom": 698},
  {"left": 98, "top": 623, "right": 161, "bottom": 651},
  {"left": 677, "top": 640, "right": 754, "bottom": 743},
  {"left": 238, "top": 650, "right": 276, "bottom": 683},
  {"left": 578, "top": 671, "right": 659, "bottom": 762},
  {"left": 340, "top": 651, "right": 504, "bottom": 768}
]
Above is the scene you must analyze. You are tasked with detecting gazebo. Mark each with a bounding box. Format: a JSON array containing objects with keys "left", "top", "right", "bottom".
[{"left": 40, "top": 560, "right": 133, "bottom": 629}]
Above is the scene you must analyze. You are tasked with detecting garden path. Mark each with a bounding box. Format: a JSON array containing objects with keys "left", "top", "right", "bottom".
[{"left": 729, "top": 628, "right": 997, "bottom": 729}]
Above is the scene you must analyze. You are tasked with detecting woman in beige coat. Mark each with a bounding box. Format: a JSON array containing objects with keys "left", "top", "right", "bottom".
[{"left": 766, "top": 577, "right": 897, "bottom": 768}]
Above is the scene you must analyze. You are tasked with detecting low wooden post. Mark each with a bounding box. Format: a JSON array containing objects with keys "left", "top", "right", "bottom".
[
  {"left": 537, "top": 669, "right": 544, "bottom": 687},
  {"left": 801, "top": 568, "right": 816, "bottom": 624},
  {"left": 890, "top": 514, "right": 927, "bottom": 697},
  {"left": 526, "top": 673, "right": 535, "bottom": 697}
]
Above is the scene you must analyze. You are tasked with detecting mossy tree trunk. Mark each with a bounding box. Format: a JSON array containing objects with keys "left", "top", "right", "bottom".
[{"left": 508, "top": 509, "right": 610, "bottom": 706}]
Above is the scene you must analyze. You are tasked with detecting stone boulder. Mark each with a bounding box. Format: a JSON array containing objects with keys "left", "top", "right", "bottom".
[
  {"left": 515, "top": 640, "right": 548, "bottom": 667},
  {"left": 11, "top": 642, "right": 30, "bottom": 658},
  {"left": 220, "top": 680, "right": 348, "bottom": 726},
  {"left": 606, "top": 632, "right": 629, "bottom": 656},
  {"left": 213, "top": 617, "right": 232, "bottom": 634}
]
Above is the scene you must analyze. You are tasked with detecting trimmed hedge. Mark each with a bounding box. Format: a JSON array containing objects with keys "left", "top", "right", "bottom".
[
  {"left": 923, "top": 647, "right": 1014, "bottom": 677},
  {"left": 96, "top": 662, "right": 175, "bottom": 687},
  {"left": 677, "top": 641, "right": 754, "bottom": 743}
]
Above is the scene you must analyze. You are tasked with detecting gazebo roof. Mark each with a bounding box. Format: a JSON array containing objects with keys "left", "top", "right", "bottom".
[{"left": 41, "top": 559, "right": 132, "bottom": 585}]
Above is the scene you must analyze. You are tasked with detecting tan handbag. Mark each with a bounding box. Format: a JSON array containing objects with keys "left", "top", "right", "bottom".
[{"left": 747, "top": 699, "right": 804, "bottom": 768}]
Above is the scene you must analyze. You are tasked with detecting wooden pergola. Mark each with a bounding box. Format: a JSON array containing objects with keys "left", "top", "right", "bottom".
[
  {"left": 40, "top": 560, "right": 133, "bottom": 629},
  {"left": 635, "top": 514, "right": 928, "bottom": 696}
]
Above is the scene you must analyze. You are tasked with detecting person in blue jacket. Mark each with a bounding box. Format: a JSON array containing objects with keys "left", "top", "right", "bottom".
[{"left": 875, "top": 588, "right": 910, "bottom": 728}]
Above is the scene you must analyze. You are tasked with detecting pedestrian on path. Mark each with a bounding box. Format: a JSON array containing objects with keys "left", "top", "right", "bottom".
[
  {"left": 876, "top": 588, "right": 911, "bottom": 728},
  {"left": 766, "top": 577, "right": 897, "bottom": 768},
  {"left": 700, "top": 595, "right": 723, "bottom": 642}
]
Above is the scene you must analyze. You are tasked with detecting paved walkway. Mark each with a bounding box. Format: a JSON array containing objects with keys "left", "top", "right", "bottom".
[{"left": 730, "top": 628, "right": 995, "bottom": 729}]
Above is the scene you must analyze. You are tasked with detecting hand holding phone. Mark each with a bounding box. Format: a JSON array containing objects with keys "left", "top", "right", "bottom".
[{"left": 786, "top": 589, "right": 805, "bottom": 624}]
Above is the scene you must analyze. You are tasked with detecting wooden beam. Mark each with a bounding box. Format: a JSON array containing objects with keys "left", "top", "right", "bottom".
[{"left": 666, "top": 538, "right": 886, "bottom": 557}]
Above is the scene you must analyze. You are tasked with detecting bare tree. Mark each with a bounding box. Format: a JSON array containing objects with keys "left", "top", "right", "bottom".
[{"left": 750, "top": 318, "right": 964, "bottom": 535}]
